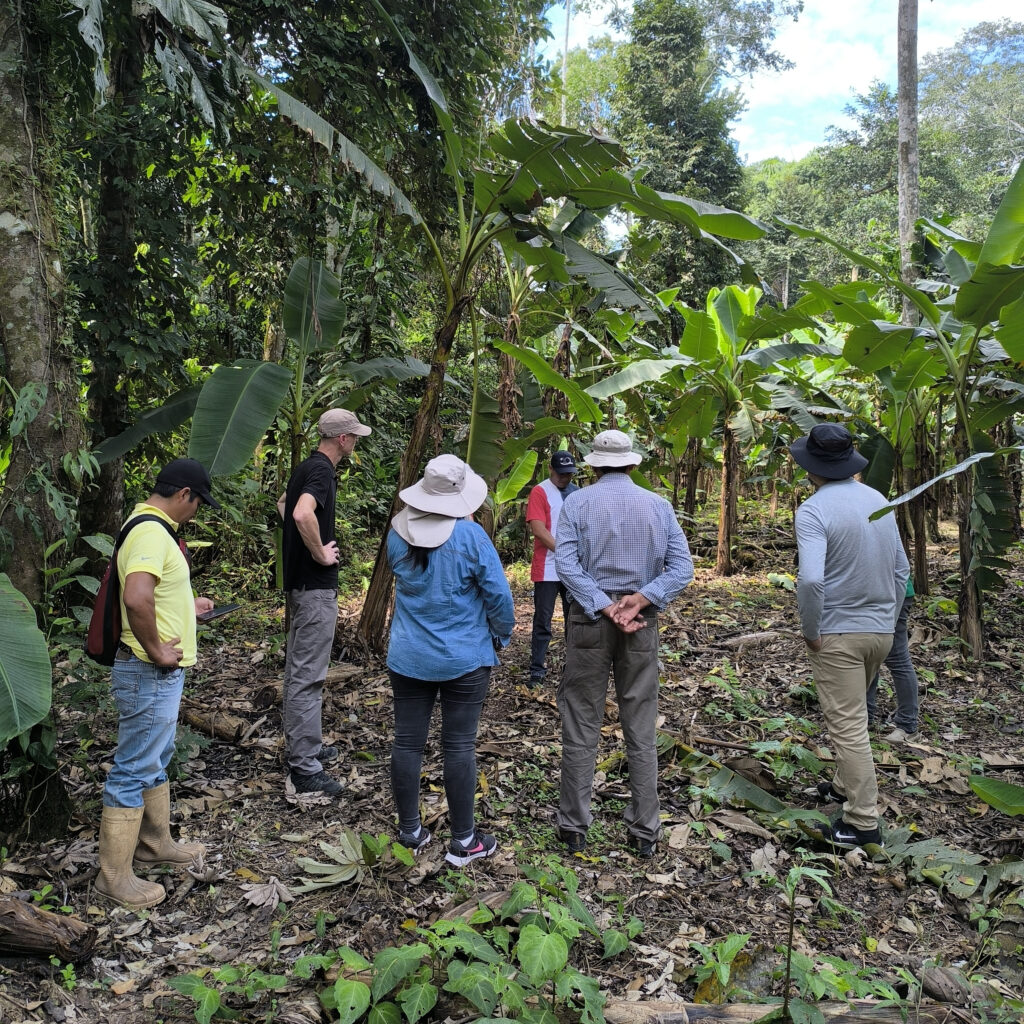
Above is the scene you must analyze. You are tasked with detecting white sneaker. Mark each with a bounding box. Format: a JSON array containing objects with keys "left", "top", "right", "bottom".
[{"left": 884, "top": 726, "right": 918, "bottom": 743}]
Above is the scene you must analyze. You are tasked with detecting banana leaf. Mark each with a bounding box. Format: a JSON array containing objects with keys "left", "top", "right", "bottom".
[
  {"left": 95, "top": 386, "right": 201, "bottom": 464},
  {"left": 0, "top": 574, "right": 52, "bottom": 747}
]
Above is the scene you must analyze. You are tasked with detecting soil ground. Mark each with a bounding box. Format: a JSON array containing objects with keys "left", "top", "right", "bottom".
[{"left": 2, "top": 521, "right": 1023, "bottom": 1023}]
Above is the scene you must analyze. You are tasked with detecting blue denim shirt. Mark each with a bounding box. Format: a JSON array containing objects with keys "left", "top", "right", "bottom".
[{"left": 386, "top": 519, "right": 515, "bottom": 681}]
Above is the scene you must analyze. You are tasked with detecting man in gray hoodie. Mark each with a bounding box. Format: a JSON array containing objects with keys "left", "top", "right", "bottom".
[{"left": 791, "top": 424, "right": 909, "bottom": 847}]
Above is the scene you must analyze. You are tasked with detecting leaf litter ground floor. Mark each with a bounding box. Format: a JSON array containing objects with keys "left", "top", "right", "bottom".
[{"left": 4, "top": 529, "right": 1024, "bottom": 1023}]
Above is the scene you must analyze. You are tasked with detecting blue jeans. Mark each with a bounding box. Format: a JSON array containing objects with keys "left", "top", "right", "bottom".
[
  {"left": 389, "top": 666, "right": 491, "bottom": 838},
  {"left": 866, "top": 596, "right": 919, "bottom": 732},
  {"left": 103, "top": 655, "right": 185, "bottom": 808}
]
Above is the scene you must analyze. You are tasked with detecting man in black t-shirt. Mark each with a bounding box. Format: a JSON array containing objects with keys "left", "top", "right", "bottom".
[{"left": 278, "top": 407, "right": 371, "bottom": 796}]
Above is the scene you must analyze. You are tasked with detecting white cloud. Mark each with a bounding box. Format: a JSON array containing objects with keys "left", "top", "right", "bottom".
[{"left": 545, "top": 0, "right": 1022, "bottom": 165}]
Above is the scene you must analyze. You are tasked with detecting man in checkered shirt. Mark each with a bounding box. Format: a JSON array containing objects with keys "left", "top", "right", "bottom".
[{"left": 554, "top": 430, "right": 694, "bottom": 857}]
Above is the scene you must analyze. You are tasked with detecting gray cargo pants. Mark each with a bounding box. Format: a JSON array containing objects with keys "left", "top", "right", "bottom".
[
  {"left": 283, "top": 587, "right": 338, "bottom": 775},
  {"left": 556, "top": 601, "right": 661, "bottom": 843}
]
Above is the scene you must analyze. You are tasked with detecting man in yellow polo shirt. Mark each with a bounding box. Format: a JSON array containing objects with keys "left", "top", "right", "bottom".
[{"left": 95, "top": 459, "right": 218, "bottom": 909}]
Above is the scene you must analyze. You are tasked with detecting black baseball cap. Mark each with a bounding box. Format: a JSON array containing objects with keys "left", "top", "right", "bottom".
[
  {"left": 551, "top": 451, "right": 577, "bottom": 474},
  {"left": 156, "top": 458, "right": 221, "bottom": 508}
]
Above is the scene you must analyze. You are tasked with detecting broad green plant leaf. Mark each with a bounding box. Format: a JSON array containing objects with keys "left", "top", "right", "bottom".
[
  {"left": 995, "top": 293, "right": 1024, "bottom": 360},
  {"left": 843, "top": 322, "right": 933, "bottom": 373},
  {"left": 95, "top": 387, "right": 201, "bottom": 464},
  {"left": 586, "top": 358, "right": 690, "bottom": 400},
  {"left": 738, "top": 341, "right": 837, "bottom": 368},
  {"left": 243, "top": 69, "right": 421, "bottom": 225},
  {"left": 677, "top": 308, "right": 719, "bottom": 363},
  {"left": 395, "top": 982, "right": 438, "bottom": 1024},
  {"left": 515, "top": 924, "right": 568, "bottom": 985},
  {"left": 71, "top": 0, "right": 109, "bottom": 95},
  {"left": 499, "top": 881, "right": 539, "bottom": 919},
  {"left": 978, "top": 160, "right": 1024, "bottom": 266},
  {"left": 969, "top": 776, "right": 1024, "bottom": 816},
  {"left": 331, "top": 979, "right": 371, "bottom": 1024},
  {"left": 283, "top": 258, "right": 347, "bottom": 355},
  {"left": 494, "top": 342, "right": 602, "bottom": 423},
  {"left": 0, "top": 575, "right": 53, "bottom": 747},
  {"left": 869, "top": 446, "right": 1021, "bottom": 519},
  {"left": 443, "top": 961, "right": 499, "bottom": 1017},
  {"left": 559, "top": 237, "right": 659, "bottom": 321},
  {"left": 188, "top": 361, "right": 293, "bottom": 477},
  {"left": 495, "top": 451, "right": 539, "bottom": 504},
  {"left": 954, "top": 264, "right": 1024, "bottom": 328},
  {"left": 465, "top": 390, "right": 504, "bottom": 480},
  {"left": 339, "top": 356, "right": 433, "bottom": 386},
  {"left": 602, "top": 928, "right": 628, "bottom": 958},
  {"left": 371, "top": 945, "right": 430, "bottom": 1003},
  {"left": 502, "top": 419, "right": 585, "bottom": 468},
  {"left": 368, "top": 1003, "right": 402, "bottom": 1024},
  {"left": 10, "top": 382, "right": 47, "bottom": 437}
]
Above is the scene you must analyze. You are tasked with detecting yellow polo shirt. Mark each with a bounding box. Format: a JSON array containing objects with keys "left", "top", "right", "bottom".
[{"left": 117, "top": 503, "right": 197, "bottom": 666}]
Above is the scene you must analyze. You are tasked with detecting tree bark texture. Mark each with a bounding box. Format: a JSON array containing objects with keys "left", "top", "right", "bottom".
[
  {"left": 911, "top": 419, "right": 929, "bottom": 594},
  {"left": 544, "top": 320, "right": 573, "bottom": 420},
  {"left": 78, "top": 23, "right": 146, "bottom": 542},
  {"left": 953, "top": 427, "right": 983, "bottom": 659},
  {"left": 897, "top": 0, "right": 920, "bottom": 326},
  {"left": 0, "top": 897, "right": 97, "bottom": 963},
  {"left": 0, "top": 6, "right": 85, "bottom": 603},
  {"left": 497, "top": 314, "right": 523, "bottom": 438},
  {"left": 358, "top": 295, "right": 473, "bottom": 650}
]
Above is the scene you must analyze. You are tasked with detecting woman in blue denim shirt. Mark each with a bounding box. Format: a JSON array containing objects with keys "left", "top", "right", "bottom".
[{"left": 386, "top": 455, "right": 514, "bottom": 867}]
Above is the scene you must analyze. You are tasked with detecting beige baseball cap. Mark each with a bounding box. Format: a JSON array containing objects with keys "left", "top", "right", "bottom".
[{"left": 318, "top": 408, "right": 371, "bottom": 437}]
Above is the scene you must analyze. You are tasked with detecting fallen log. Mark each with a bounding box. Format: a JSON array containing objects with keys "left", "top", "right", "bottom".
[
  {"left": 604, "top": 998, "right": 955, "bottom": 1023},
  {"left": 0, "top": 896, "right": 97, "bottom": 963},
  {"left": 254, "top": 664, "right": 364, "bottom": 708},
  {"left": 179, "top": 706, "right": 248, "bottom": 742}
]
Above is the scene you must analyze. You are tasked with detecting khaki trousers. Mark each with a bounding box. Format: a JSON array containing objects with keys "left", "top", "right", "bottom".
[
  {"left": 557, "top": 604, "right": 661, "bottom": 842},
  {"left": 808, "top": 632, "right": 893, "bottom": 830}
]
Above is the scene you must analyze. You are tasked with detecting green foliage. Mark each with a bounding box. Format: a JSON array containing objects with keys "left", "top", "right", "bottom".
[
  {"left": 689, "top": 932, "right": 751, "bottom": 1001},
  {"left": 968, "top": 777, "right": 1024, "bottom": 817},
  {"left": 0, "top": 575, "right": 53, "bottom": 749}
]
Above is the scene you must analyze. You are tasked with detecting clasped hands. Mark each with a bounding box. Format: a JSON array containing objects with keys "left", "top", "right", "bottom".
[{"left": 601, "top": 592, "right": 650, "bottom": 634}]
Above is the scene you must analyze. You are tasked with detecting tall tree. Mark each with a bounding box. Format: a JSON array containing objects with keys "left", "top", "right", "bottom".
[
  {"left": 0, "top": 2, "right": 86, "bottom": 603},
  {"left": 897, "top": 0, "right": 920, "bottom": 328}
]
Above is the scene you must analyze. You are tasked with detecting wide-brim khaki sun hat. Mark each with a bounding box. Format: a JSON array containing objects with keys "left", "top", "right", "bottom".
[
  {"left": 399, "top": 454, "right": 488, "bottom": 518},
  {"left": 583, "top": 429, "right": 642, "bottom": 468}
]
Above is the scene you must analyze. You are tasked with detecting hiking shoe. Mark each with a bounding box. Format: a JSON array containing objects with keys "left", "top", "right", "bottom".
[
  {"left": 821, "top": 817, "right": 883, "bottom": 848},
  {"left": 445, "top": 831, "right": 498, "bottom": 867},
  {"left": 626, "top": 833, "right": 658, "bottom": 858},
  {"left": 815, "top": 781, "right": 847, "bottom": 803},
  {"left": 883, "top": 727, "right": 918, "bottom": 743},
  {"left": 397, "top": 827, "right": 431, "bottom": 855},
  {"left": 558, "top": 828, "right": 587, "bottom": 853},
  {"left": 290, "top": 769, "right": 342, "bottom": 796},
  {"left": 317, "top": 745, "right": 339, "bottom": 764}
]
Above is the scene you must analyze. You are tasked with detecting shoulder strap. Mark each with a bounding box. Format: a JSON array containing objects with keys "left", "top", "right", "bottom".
[{"left": 116, "top": 513, "right": 180, "bottom": 550}]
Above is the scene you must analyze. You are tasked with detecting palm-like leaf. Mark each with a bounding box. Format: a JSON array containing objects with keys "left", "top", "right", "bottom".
[
  {"left": 0, "top": 574, "right": 52, "bottom": 747},
  {"left": 95, "top": 387, "right": 201, "bottom": 464},
  {"left": 494, "top": 343, "right": 602, "bottom": 423},
  {"left": 586, "top": 358, "right": 690, "bottom": 400},
  {"left": 189, "top": 361, "right": 293, "bottom": 476},
  {"left": 283, "top": 258, "right": 347, "bottom": 355},
  {"left": 495, "top": 451, "right": 538, "bottom": 505}
]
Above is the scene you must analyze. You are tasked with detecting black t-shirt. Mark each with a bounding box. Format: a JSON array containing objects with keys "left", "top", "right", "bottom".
[{"left": 281, "top": 451, "right": 338, "bottom": 591}]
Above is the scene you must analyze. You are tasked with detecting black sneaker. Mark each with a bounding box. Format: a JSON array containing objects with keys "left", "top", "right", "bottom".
[
  {"left": 317, "top": 745, "right": 339, "bottom": 764},
  {"left": 290, "top": 769, "right": 342, "bottom": 796},
  {"left": 445, "top": 831, "right": 498, "bottom": 867},
  {"left": 815, "top": 781, "right": 847, "bottom": 803},
  {"left": 626, "top": 833, "right": 657, "bottom": 858},
  {"left": 558, "top": 828, "right": 587, "bottom": 853},
  {"left": 397, "top": 827, "right": 431, "bottom": 855},
  {"left": 821, "top": 817, "right": 883, "bottom": 848}
]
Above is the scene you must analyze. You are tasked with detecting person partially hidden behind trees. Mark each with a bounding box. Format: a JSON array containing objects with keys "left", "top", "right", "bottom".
[
  {"left": 525, "top": 450, "right": 579, "bottom": 687},
  {"left": 96, "top": 459, "right": 219, "bottom": 909},
  {"left": 791, "top": 423, "right": 909, "bottom": 848},
  {"left": 554, "top": 430, "right": 694, "bottom": 858},
  {"left": 278, "top": 407, "right": 371, "bottom": 798}
]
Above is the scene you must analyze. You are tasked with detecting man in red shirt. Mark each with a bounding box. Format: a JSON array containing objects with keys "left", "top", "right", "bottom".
[{"left": 525, "top": 451, "right": 578, "bottom": 687}]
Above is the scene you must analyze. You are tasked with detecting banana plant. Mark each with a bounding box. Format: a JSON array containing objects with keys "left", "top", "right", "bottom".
[{"left": 778, "top": 159, "right": 1024, "bottom": 657}]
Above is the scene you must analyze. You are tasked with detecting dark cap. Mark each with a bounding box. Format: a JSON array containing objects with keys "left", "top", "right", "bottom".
[
  {"left": 550, "top": 451, "right": 577, "bottom": 474},
  {"left": 789, "top": 424, "right": 868, "bottom": 480},
  {"left": 155, "top": 458, "right": 221, "bottom": 508}
]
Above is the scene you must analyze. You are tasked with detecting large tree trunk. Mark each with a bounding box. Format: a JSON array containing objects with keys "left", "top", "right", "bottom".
[
  {"left": 78, "top": 25, "right": 146, "bottom": 541},
  {"left": 544, "top": 320, "right": 573, "bottom": 420},
  {"left": 0, "top": 6, "right": 86, "bottom": 603},
  {"left": 358, "top": 295, "right": 473, "bottom": 651},
  {"left": 683, "top": 436, "right": 700, "bottom": 521},
  {"left": 897, "top": 0, "right": 920, "bottom": 327}
]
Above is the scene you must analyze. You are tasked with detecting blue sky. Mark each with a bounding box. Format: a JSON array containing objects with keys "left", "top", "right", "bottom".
[{"left": 548, "top": 0, "right": 1021, "bottom": 164}]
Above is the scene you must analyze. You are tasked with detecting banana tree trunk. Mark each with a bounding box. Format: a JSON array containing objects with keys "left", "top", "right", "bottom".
[
  {"left": 910, "top": 419, "right": 930, "bottom": 594},
  {"left": 497, "top": 315, "right": 522, "bottom": 438},
  {"left": 716, "top": 425, "right": 737, "bottom": 575},
  {"left": 358, "top": 295, "right": 473, "bottom": 651},
  {"left": 953, "top": 427, "right": 983, "bottom": 659},
  {"left": 544, "top": 321, "right": 572, "bottom": 419},
  {"left": 683, "top": 436, "right": 700, "bottom": 520}
]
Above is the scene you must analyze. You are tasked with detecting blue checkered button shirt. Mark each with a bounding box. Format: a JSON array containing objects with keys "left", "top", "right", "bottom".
[{"left": 554, "top": 473, "right": 694, "bottom": 618}]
